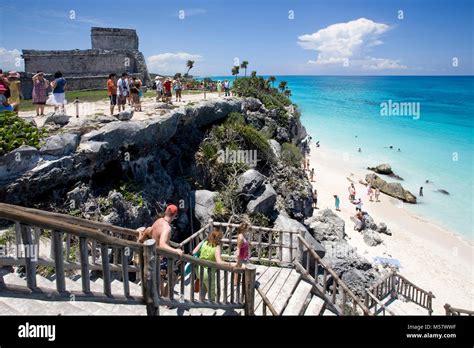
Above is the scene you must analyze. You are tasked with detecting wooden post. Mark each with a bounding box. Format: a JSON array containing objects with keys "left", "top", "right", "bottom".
[
  {"left": 244, "top": 264, "right": 256, "bottom": 316},
  {"left": 53, "top": 231, "right": 65, "bottom": 292},
  {"left": 79, "top": 237, "right": 90, "bottom": 293},
  {"left": 428, "top": 291, "right": 433, "bottom": 316},
  {"left": 143, "top": 239, "right": 159, "bottom": 316},
  {"left": 20, "top": 224, "right": 37, "bottom": 290},
  {"left": 122, "top": 248, "right": 130, "bottom": 297},
  {"left": 444, "top": 303, "right": 451, "bottom": 316},
  {"left": 101, "top": 244, "right": 111, "bottom": 296}
]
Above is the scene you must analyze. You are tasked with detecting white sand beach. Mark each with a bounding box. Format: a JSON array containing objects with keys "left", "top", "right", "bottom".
[{"left": 307, "top": 143, "right": 474, "bottom": 314}]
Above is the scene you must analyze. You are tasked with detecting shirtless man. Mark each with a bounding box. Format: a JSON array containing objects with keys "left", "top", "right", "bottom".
[{"left": 138, "top": 204, "right": 183, "bottom": 297}]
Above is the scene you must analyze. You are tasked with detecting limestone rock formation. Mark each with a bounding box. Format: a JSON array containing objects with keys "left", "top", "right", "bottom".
[
  {"left": 44, "top": 113, "right": 71, "bottom": 126},
  {"left": 40, "top": 133, "right": 80, "bottom": 157},
  {"left": 193, "top": 190, "right": 217, "bottom": 227},
  {"left": 237, "top": 169, "right": 266, "bottom": 199},
  {"left": 115, "top": 109, "right": 134, "bottom": 121},
  {"left": 365, "top": 173, "right": 416, "bottom": 203},
  {"left": 246, "top": 184, "right": 277, "bottom": 216},
  {"left": 367, "top": 163, "right": 403, "bottom": 180}
]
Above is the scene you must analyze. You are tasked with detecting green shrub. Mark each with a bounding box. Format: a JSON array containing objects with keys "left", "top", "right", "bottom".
[
  {"left": 0, "top": 111, "right": 47, "bottom": 156},
  {"left": 281, "top": 142, "right": 303, "bottom": 168}
]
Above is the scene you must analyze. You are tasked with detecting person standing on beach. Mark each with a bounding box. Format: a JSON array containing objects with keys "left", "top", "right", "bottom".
[
  {"left": 217, "top": 80, "right": 222, "bottom": 97},
  {"left": 32, "top": 71, "right": 49, "bottom": 116},
  {"left": 367, "top": 185, "right": 374, "bottom": 202},
  {"left": 355, "top": 198, "right": 363, "bottom": 212},
  {"left": 375, "top": 188, "right": 380, "bottom": 202},
  {"left": 107, "top": 73, "right": 117, "bottom": 115},
  {"left": 334, "top": 195, "right": 341, "bottom": 211},
  {"left": 312, "top": 189, "right": 318, "bottom": 209},
  {"left": 348, "top": 183, "right": 356, "bottom": 201},
  {"left": 310, "top": 168, "right": 315, "bottom": 182},
  {"left": 419, "top": 187, "right": 423, "bottom": 197}
]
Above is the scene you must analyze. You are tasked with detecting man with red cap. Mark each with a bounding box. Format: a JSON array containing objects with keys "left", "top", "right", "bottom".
[{"left": 138, "top": 204, "right": 183, "bottom": 297}]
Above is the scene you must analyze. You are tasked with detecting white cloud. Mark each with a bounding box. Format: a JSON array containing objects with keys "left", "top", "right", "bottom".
[
  {"left": 298, "top": 18, "right": 406, "bottom": 70},
  {"left": 362, "top": 57, "right": 407, "bottom": 70},
  {"left": 147, "top": 52, "right": 203, "bottom": 74},
  {"left": 0, "top": 48, "right": 24, "bottom": 72}
]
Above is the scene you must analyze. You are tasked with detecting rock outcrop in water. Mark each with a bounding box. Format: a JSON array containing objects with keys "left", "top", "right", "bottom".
[
  {"left": 365, "top": 173, "right": 416, "bottom": 203},
  {"left": 367, "top": 163, "right": 403, "bottom": 180}
]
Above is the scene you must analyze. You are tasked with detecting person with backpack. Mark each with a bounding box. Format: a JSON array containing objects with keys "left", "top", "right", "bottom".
[{"left": 192, "top": 229, "right": 231, "bottom": 301}]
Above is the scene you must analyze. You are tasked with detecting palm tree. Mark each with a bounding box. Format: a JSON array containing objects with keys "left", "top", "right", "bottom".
[
  {"left": 250, "top": 71, "right": 257, "bottom": 78},
  {"left": 186, "top": 60, "right": 195, "bottom": 76},
  {"left": 278, "top": 80, "right": 287, "bottom": 92},
  {"left": 174, "top": 73, "right": 182, "bottom": 80},
  {"left": 283, "top": 89, "right": 292, "bottom": 97},
  {"left": 231, "top": 66, "right": 240, "bottom": 79},
  {"left": 240, "top": 61, "right": 249, "bottom": 77},
  {"left": 268, "top": 76, "right": 276, "bottom": 87}
]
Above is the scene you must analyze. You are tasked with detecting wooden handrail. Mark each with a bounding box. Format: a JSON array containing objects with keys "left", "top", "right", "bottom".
[
  {"left": 296, "top": 234, "right": 371, "bottom": 315},
  {"left": 0, "top": 204, "right": 141, "bottom": 250},
  {"left": 256, "top": 286, "right": 278, "bottom": 316},
  {"left": 366, "top": 290, "right": 396, "bottom": 316},
  {"left": 444, "top": 303, "right": 474, "bottom": 316},
  {"left": 1, "top": 203, "right": 140, "bottom": 238},
  {"left": 212, "top": 221, "right": 300, "bottom": 234}
]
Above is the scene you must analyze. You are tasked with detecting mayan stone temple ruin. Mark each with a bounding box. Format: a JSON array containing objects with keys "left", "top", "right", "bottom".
[{"left": 20, "top": 27, "right": 151, "bottom": 98}]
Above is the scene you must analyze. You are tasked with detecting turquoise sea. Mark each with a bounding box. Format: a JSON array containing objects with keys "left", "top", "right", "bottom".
[{"left": 210, "top": 75, "right": 474, "bottom": 239}]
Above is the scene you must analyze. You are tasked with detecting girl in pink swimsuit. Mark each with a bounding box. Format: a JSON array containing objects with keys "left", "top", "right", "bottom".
[{"left": 234, "top": 221, "right": 250, "bottom": 285}]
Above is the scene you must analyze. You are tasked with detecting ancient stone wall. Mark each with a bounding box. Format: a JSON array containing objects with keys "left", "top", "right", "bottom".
[
  {"left": 23, "top": 49, "right": 138, "bottom": 76},
  {"left": 91, "top": 27, "right": 138, "bottom": 50}
]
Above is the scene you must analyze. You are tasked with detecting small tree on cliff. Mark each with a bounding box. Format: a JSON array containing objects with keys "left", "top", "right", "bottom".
[
  {"left": 231, "top": 66, "right": 240, "bottom": 79},
  {"left": 240, "top": 61, "right": 249, "bottom": 77},
  {"left": 278, "top": 80, "right": 287, "bottom": 92},
  {"left": 250, "top": 71, "right": 257, "bottom": 78}
]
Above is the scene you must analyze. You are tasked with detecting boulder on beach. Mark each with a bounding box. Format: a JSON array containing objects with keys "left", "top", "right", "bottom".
[
  {"left": 44, "top": 113, "right": 71, "bottom": 126},
  {"left": 367, "top": 163, "right": 403, "bottom": 180},
  {"left": 237, "top": 169, "right": 265, "bottom": 198},
  {"left": 365, "top": 173, "right": 416, "bottom": 203},
  {"left": 246, "top": 183, "right": 277, "bottom": 216},
  {"left": 115, "top": 109, "right": 134, "bottom": 121}
]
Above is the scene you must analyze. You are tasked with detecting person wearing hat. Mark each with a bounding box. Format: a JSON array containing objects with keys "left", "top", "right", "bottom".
[
  {"left": 137, "top": 204, "right": 183, "bottom": 297},
  {"left": 7, "top": 71, "right": 22, "bottom": 113},
  {"left": 32, "top": 71, "right": 49, "bottom": 116},
  {"left": 0, "top": 84, "right": 14, "bottom": 112}
]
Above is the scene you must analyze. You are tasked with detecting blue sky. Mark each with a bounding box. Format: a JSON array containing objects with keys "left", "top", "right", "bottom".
[{"left": 0, "top": 0, "right": 472, "bottom": 75}]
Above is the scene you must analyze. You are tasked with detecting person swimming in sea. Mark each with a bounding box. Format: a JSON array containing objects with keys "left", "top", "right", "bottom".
[{"left": 358, "top": 147, "right": 362, "bottom": 153}]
